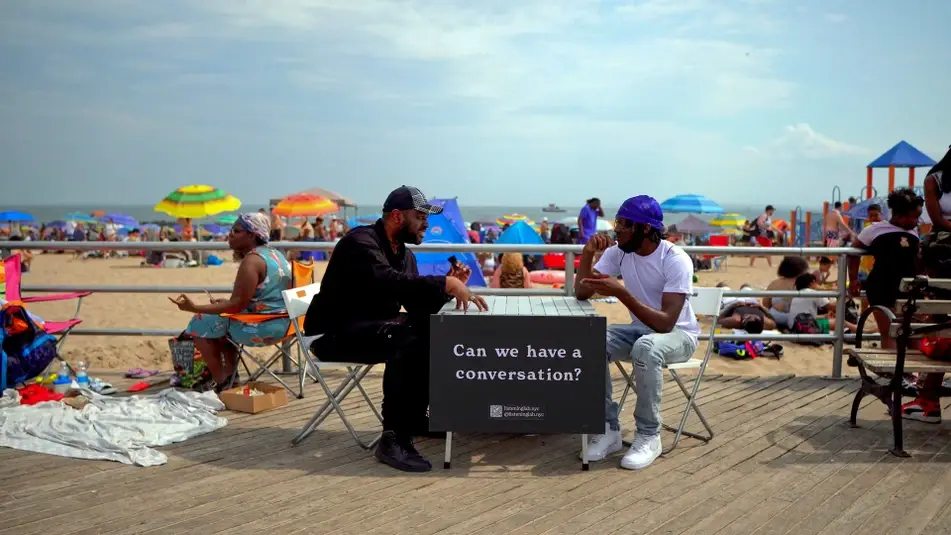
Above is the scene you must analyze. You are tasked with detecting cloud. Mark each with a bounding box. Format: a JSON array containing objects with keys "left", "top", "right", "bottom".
[
  {"left": 753, "top": 123, "right": 870, "bottom": 159},
  {"left": 823, "top": 13, "right": 848, "bottom": 24}
]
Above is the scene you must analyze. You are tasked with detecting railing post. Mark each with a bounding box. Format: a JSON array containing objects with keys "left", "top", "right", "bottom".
[
  {"left": 831, "top": 252, "right": 849, "bottom": 378},
  {"left": 564, "top": 252, "right": 575, "bottom": 297}
]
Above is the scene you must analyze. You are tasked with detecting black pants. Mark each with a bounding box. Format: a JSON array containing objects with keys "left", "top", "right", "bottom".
[{"left": 310, "top": 313, "right": 429, "bottom": 435}]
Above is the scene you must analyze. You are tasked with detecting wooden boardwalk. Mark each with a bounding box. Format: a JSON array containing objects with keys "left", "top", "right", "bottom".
[{"left": 3, "top": 371, "right": 951, "bottom": 535}]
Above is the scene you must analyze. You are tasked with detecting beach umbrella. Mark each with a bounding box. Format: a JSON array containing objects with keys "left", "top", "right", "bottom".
[
  {"left": 154, "top": 185, "right": 241, "bottom": 218},
  {"left": 843, "top": 197, "right": 889, "bottom": 220},
  {"left": 139, "top": 223, "right": 161, "bottom": 231},
  {"left": 671, "top": 215, "right": 714, "bottom": 234},
  {"left": 497, "top": 213, "right": 534, "bottom": 227},
  {"left": 98, "top": 213, "right": 138, "bottom": 227},
  {"left": 0, "top": 211, "right": 35, "bottom": 222},
  {"left": 216, "top": 214, "right": 238, "bottom": 225},
  {"left": 91, "top": 210, "right": 105, "bottom": 217},
  {"left": 273, "top": 193, "right": 338, "bottom": 218},
  {"left": 64, "top": 212, "right": 97, "bottom": 223},
  {"left": 201, "top": 223, "right": 229, "bottom": 236},
  {"left": 710, "top": 213, "right": 746, "bottom": 228},
  {"left": 496, "top": 221, "right": 544, "bottom": 245},
  {"left": 659, "top": 194, "right": 724, "bottom": 214},
  {"left": 558, "top": 216, "right": 613, "bottom": 232},
  {"left": 45, "top": 220, "right": 68, "bottom": 230}
]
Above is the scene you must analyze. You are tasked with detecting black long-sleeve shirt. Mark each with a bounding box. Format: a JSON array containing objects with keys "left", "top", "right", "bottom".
[{"left": 303, "top": 220, "right": 449, "bottom": 335}]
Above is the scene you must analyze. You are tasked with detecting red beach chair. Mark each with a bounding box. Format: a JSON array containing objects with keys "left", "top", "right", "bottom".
[{"left": 3, "top": 254, "right": 90, "bottom": 355}]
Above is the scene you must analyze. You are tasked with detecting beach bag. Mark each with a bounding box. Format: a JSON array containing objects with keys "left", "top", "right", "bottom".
[
  {"left": 0, "top": 301, "right": 58, "bottom": 389},
  {"left": 716, "top": 341, "right": 764, "bottom": 360},
  {"left": 169, "top": 331, "right": 197, "bottom": 375}
]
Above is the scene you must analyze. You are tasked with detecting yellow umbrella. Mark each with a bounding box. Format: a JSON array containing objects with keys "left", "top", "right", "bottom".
[
  {"left": 273, "top": 193, "right": 338, "bottom": 217},
  {"left": 710, "top": 213, "right": 746, "bottom": 228},
  {"left": 154, "top": 185, "right": 241, "bottom": 218}
]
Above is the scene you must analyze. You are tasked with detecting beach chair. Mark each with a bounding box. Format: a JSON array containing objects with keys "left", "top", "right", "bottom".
[
  {"left": 224, "top": 260, "right": 316, "bottom": 398},
  {"left": 615, "top": 287, "right": 723, "bottom": 454},
  {"left": 2, "top": 255, "right": 90, "bottom": 364},
  {"left": 702, "top": 235, "right": 729, "bottom": 271},
  {"left": 285, "top": 282, "right": 383, "bottom": 450}
]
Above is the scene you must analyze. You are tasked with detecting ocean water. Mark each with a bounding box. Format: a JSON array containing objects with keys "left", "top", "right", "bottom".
[{"left": 3, "top": 203, "right": 805, "bottom": 226}]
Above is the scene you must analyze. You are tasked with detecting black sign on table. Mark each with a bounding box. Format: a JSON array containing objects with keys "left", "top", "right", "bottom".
[{"left": 430, "top": 296, "right": 606, "bottom": 440}]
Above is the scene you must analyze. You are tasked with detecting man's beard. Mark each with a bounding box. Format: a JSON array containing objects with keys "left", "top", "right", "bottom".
[
  {"left": 618, "top": 226, "right": 646, "bottom": 253},
  {"left": 396, "top": 223, "right": 421, "bottom": 245}
]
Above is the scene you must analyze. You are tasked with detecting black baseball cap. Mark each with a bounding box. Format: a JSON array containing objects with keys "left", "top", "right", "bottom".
[{"left": 382, "top": 185, "right": 443, "bottom": 215}]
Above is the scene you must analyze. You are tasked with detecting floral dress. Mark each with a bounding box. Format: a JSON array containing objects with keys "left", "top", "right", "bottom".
[{"left": 185, "top": 247, "right": 292, "bottom": 345}]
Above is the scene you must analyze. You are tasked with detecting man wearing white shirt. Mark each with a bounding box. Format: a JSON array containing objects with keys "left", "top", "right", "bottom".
[{"left": 575, "top": 195, "right": 700, "bottom": 470}]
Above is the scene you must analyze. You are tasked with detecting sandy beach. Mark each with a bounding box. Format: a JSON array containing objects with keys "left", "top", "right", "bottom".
[{"left": 18, "top": 253, "right": 848, "bottom": 377}]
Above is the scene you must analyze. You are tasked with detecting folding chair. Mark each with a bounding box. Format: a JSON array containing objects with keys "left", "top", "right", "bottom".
[
  {"left": 284, "top": 283, "right": 383, "bottom": 450},
  {"left": 616, "top": 287, "right": 724, "bottom": 454},
  {"left": 224, "top": 260, "right": 316, "bottom": 398},
  {"left": 700, "top": 235, "right": 729, "bottom": 271},
  {"left": 3, "top": 254, "right": 91, "bottom": 369}
]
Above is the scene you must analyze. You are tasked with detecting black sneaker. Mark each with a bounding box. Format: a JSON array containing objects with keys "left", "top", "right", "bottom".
[{"left": 374, "top": 431, "right": 432, "bottom": 472}]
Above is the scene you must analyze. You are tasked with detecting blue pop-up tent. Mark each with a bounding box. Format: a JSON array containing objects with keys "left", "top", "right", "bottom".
[
  {"left": 496, "top": 221, "right": 544, "bottom": 245},
  {"left": 415, "top": 198, "right": 486, "bottom": 286}
]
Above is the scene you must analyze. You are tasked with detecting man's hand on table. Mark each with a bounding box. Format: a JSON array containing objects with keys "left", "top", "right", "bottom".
[
  {"left": 446, "top": 276, "right": 489, "bottom": 313},
  {"left": 580, "top": 273, "right": 628, "bottom": 298}
]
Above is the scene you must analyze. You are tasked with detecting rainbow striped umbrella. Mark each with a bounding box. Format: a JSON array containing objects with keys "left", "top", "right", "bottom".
[
  {"left": 496, "top": 213, "right": 534, "bottom": 227},
  {"left": 154, "top": 185, "right": 241, "bottom": 218},
  {"left": 273, "top": 193, "right": 338, "bottom": 217}
]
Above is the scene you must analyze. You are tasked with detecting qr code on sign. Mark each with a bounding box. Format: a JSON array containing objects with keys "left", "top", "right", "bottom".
[{"left": 489, "top": 405, "right": 503, "bottom": 418}]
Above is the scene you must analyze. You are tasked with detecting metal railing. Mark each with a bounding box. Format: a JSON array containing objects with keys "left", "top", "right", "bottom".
[{"left": 5, "top": 241, "right": 865, "bottom": 378}]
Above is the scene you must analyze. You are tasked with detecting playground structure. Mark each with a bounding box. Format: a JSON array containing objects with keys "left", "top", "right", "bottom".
[{"left": 788, "top": 141, "right": 936, "bottom": 247}]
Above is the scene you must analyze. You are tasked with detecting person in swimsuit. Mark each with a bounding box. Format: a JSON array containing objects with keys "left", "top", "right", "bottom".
[
  {"left": 823, "top": 201, "right": 855, "bottom": 247},
  {"left": 718, "top": 301, "right": 777, "bottom": 333}
]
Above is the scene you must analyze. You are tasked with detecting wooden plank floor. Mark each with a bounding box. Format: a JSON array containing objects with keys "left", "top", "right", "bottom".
[{"left": 3, "top": 370, "right": 951, "bottom": 535}]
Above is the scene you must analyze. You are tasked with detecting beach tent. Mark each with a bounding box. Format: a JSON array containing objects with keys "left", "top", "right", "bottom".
[
  {"left": 497, "top": 221, "right": 545, "bottom": 245},
  {"left": 415, "top": 198, "right": 486, "bottom": 287},
  {"left": 670, "top": 214, "right": 714, "bottom": 235}
]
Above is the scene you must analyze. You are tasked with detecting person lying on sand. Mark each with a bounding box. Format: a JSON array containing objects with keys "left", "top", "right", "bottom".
[{"left": 718, "top": 301, "right": 776, "bottom": 333}]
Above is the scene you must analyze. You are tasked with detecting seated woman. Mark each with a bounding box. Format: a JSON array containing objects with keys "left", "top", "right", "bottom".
[
  {"left": 763, "top": 256, "right": 810, "bottom": 327},
  {"left": 812, "top": 256, "right": 835, "bottom": 286},
  {"left": 170, "top": 213, "right": 292, "bottom": 390},
  {"left": 491, "top": 253, "right": 533, "bottom": 289},
  {"left": 788, "top": 272, "right": 858, "bottom": 333},
  {"left": 718, "top": 300, "right": 777, "bottom": 334}
]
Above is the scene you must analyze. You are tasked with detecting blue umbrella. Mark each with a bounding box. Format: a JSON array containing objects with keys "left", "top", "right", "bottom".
[
  {"left": 843, "top": 197, "right": 888, "bottom": 220},
  {"left": 0, "top": 211, "right": 35, "bottom": 222},
  {"left": 45, "top": 220, "right": 68, "bottom": 230},
  {"left": 98, "top": 213, "right": 138, "bottom": 227},
  {"left": 139, "top": 223, "right": 161, "bottom": 231},
  {"left": 659, "top": 194, "right": 724, "bottom": 214},
  {"left": 201, "top": 223, "right": 229, "bottom": 236},
  {"left": 64, "top": 212, "right": 97, "bottom": 223},
  {"left": 347, "top": 214, "right": 381, "bottom": 228},
  {"left": 496, "top": 221, "right": 544, "bottom": 245}
]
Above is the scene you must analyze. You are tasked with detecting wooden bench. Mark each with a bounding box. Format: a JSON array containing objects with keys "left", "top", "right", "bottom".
[{"left": 845, "top": 276, "right": 951, "bottom": 457}]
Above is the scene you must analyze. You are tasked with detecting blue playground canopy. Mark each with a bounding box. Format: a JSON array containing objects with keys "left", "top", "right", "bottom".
[{"left": 867, "top": 141, "right": 936, "bottom": 168}]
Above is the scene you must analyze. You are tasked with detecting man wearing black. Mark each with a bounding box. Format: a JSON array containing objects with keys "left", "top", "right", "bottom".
[{"left": 304, "top": 185, "right": 488, "bottom": 472}]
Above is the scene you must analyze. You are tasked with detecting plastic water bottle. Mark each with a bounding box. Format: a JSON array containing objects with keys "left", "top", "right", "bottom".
[
  {"left": 76, "top": 361, "right": 89, "bottom": 387},
  {"left": 53, "top": 362, "right": 71, "bottom": 394}
]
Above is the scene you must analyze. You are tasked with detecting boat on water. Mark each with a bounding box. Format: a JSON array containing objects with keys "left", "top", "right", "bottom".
[{"left": 541, "top": 203, "right": 566, "bottom": 213}]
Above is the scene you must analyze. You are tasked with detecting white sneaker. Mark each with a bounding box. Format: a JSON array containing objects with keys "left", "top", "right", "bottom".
[
  {"left": 579, "top": 423, "right": 623, "bottom": 461},
  {"left": 620, "top": 434, "right": 662, "bottom": 470}
]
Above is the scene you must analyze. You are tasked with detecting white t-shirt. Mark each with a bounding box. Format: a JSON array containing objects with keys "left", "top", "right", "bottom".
[
  {"left": 786, "top": 289, "right": 830, "bottom": 328},
  {"left": 594, "top": 241, "right": 701, "bottom": 343},
  {"left": 104, "top": 223, "right": 118, "bottom": 237}
]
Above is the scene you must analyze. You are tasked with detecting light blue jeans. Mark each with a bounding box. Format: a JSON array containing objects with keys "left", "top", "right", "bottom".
[{"left": 606, "top": 324, "right": 698, "bottom": 436}]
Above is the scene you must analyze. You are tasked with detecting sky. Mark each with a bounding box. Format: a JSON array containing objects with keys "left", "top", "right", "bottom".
[{"left": 0, "top": 0, "right": 948, "bottom": 208}]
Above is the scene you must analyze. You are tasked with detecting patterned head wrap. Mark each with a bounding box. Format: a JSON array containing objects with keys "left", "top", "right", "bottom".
[{"left": 237, "top": 212, "right": 271, "bottom": 243}]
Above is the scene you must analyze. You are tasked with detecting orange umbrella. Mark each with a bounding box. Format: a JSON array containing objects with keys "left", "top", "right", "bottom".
[
  {"left": 771, "top": 219, "right": 789, "bottom": 231},
  {"left": 91, "top": 210, "right": 105, "bottom": 217},
  {"left": 273, "top": 193, "right": 338, "bottom": 217}
]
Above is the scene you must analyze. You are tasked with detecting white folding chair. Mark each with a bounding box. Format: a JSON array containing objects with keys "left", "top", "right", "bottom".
[
  {"left": 616, "top": 287, "right": 724, "bottom": 454},
  {"left": 283, "top": 283, "right": 383, "bottom": 450}
]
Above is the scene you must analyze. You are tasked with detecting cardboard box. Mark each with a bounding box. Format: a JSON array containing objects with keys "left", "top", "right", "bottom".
[{"left": 219, "top": 382, "right": 288, "bottom": 414}]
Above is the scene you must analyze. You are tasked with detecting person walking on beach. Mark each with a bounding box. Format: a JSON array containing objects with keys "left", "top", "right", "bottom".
[
  {"left": 823, "top": 201, "right": 855, "bottom": 247},
  {"left": 267, "top": 207, "right": 285, "bottom": 242},
  {"left": 577, "top": 197, "right": 603, "bottom": 244}
]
